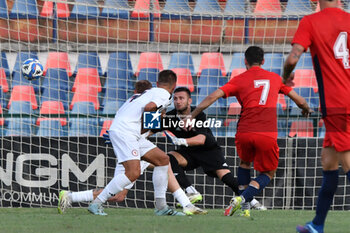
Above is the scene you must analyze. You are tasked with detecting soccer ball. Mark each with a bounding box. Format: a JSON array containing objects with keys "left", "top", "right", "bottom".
[{"left": 21, "top": 58, "right": 44, "bottom": 80}]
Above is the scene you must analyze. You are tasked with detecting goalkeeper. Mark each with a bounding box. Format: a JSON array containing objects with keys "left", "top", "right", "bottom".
[{"left": 154, "top": 87, "right": 265, "bottom": 210}]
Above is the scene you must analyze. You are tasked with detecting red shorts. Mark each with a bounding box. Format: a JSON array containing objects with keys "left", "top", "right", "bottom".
[
  {"left": 323, "top": 115, "right": 350, "bottom": 152},
  {"left": 235, "top": 132, "right": 279, "bottom": 172}
]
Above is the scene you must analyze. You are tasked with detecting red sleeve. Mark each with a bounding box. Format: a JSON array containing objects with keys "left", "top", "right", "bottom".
[
  {"left": 279, "top": 83, "right": 293, "bottom": 95},
  {"left": 219, "top": 78, "right": 239, "bottom": 98},
  {"left": 292, "top": 16, "right": 312, "bottom": 51}
]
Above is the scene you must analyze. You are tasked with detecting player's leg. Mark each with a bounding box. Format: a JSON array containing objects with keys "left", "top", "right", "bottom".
[
  {"left": 215, "top": 169, "right": 239, "bottom": 195},
  {"left": 167, "top": 165, "right": 207, "bottom": 215},
  {"left": 168, "top": 151, "right": 202, "bottom": 204}
]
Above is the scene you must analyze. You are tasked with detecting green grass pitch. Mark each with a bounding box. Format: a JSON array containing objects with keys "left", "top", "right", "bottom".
[{"left": 0, "top": 208, "right": 349, "bottom": 233}]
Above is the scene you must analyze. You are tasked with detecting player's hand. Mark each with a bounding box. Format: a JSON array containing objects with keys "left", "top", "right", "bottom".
[
  {"left": 301, "top": 107, "right": 313, "bottom": 118},
  {"left": 103, "top": 130, "right": 111, "bottom": 144},
  {"left": 284, "top": 72, "right": 295, "bottom": 87},
  {"left": 164, "top": 131, "right": 188, "bottom": 147}
]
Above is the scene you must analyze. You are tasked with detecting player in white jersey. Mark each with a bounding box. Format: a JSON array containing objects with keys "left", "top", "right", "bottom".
[{"left": 87, "top": 70, "right": 185, "bottom": 216}]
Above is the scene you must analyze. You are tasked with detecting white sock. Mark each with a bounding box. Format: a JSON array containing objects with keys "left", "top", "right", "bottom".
[
  {"left": 153, "top": 165, "right": 168, "bottom": 209},
  {"left": 153, "top": 165, "right": 169, "bottom": 199},
  {"left": 71, "top": 190, "right": 93, "bottom": 202},
  {"left": 185, "top": 186, "right": 198, "bottom": 194},
  {"left": 250, "top": 198, "right": 258, "bottom": 206},
  {"left": 95, "top": 173, "right": 132, "bottom": 203},
  {"left": 173, "top": 188, "right": 191, "bottom": 207}
]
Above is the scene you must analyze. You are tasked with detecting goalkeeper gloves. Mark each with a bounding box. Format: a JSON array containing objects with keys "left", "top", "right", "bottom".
[{"left": 164, "top": 131, "right": 188, "bottom": 147}]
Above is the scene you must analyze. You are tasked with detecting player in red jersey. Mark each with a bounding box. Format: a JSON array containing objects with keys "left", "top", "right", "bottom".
[
  {"left": 283, "top": 1, "right": 350, "bottom": 232},
  {"left": 190, "top": 46, "right": 311, "bottom": 218}
]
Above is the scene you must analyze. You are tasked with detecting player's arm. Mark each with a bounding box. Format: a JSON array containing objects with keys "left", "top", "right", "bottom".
[
  {"left": 287, "top": 90, "right": 313, "bottom": 117},
  {"left": 191, "top": 89, "right": 225, "bottom": 118},
  {"left": 282, "top": 43, "right": 305, "bottom": 84}
]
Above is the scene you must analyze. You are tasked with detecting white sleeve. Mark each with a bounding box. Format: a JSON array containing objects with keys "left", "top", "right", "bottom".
[{"left": 152, "top": 91, "right": 171, "bottom": 111}]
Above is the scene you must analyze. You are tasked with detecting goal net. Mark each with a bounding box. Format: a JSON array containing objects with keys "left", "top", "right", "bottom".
[{"left": 0, "top": 0, "right": 349, "bottom": 210}]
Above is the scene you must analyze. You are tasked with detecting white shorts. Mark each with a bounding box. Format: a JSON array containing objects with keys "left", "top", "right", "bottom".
[
  {"left": 109, "top": 130, "right": 156, "bottom": 163},
  {"left": 114, "top": 160, "right": 151, "bottom": 189}
]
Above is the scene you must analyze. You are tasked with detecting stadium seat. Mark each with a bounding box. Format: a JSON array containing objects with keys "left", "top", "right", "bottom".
[
  {"left": 69, "top": 102, "right": 99, "bottom": 136},
  {"left": 284, "top": 0, "right": 312, "bottom": 14},
  {"left": 198, "top": 53, "right": 226, "bottom": 77},
  {"left": 41, "top": 86, "right": 69, "bottom": 110},
  {"left": 138, "top": 68, "right": 159, "bottom": 86},
  {"left": 293, "top": 87, "right": 319, "bottom": 110},
  {"left": 70, "top": 0, "right": 99, "bottom": 19},
  {"left": 44, "top": 52, "right": 72, "bottom": 76},
  {"left": 262, "top": 53, "right": 283, "bottom": 75},
  {"left": 192, "top": 0, "right": 222, "bottom": 19},
  {"left": 104, "top": 52, "right": 134, "bottom": 90},
  {"left": 295, "top": 53, "right": 313, "bottom": 70},
  {"left": 70, "top": 85, "right": 100, "bottom": 110},
  {"left": 9, "top": 0, "right": 38, "bottom": 19},
  {"left": 102, "top": 101, "right": 124, "bottom": 115},
  {"left": 171, "top": 68, "right": 194, "bottom": 92},
  {"left": 254, "top": 0, "right": 282, "bottom": 17},
  {"left": 131, "top": 0, "right": 160, "bottom": 18},
  {"left": 0, "top": 0, "right": 8, "bottom": 18},
  {"left": 0, "top": 52, "right": 10, "bottom": 78},
  {"left": 228, "top": 52, "right": 245, "bottom": 70},
  {"left": 136, "top": 52, "right": 163, "bottom": 76},
  {"left": 168, "top": 53, "right": 195, "bottom": 76},
  {"left": 74, "top": 52, "right": 103, "bottom": 77},
  {"left": 225, "top": 119, "right": 238, "bottom": 137},
  {"left": 0, "top": 86, "right": 7, "bottom": 110},
  {"left": 0, "top": 68, "right": 9, "bottom": 92},
  {"left": 227, "top": 102, "right": 241, "bottom": 115},
  {"left": 42, "top": 68, "right": 70, "bottom": 92},
  {"left": 102, "top": 87, "right": 128, "bottom": 106},
  {"left": 277, "top": 119, "right": 288, "bottom": 138},
  {"left": 229, "top": 68, "right": 246, "bottom": 79},
  {"left": 72, "top": 68, "right": 102, "bottom": 92},
  {"left": 12, "top": 52, "right": 39, "bottom": 76},
  {"left": 289, "top": 120, "right": 314, "bottom": 137},
  {"left": 293, "top": 69, "right": 318, "bottom": 92},
  {"left": 37, "top": 120, "right": 66, "bottom": 137},
  {"left": 224, "top": 0, "right": 246, "bottom": 15},
  {"left": 8, "top": 85, "right": 38, "bottom": 110},
  {"left": 40, "top": 1, "right": 54, "bottom": 17},
  {"left": 6, "top": 101, "right": 34, "bottom": 136},
  {"left": 36, "top": 101, "right": 67, "bottom": 126},
  {"left": 161, "top": 0, "right": 191, "bottom": 19},
  {"left": 12, "top": 71, "right": 40, "bottom": 93},
  {"left": 100, "top": 120, "right": 113, "bottom": 136},
  {"left": 100, "top": 0, "right": 130, "bottom": 19}
]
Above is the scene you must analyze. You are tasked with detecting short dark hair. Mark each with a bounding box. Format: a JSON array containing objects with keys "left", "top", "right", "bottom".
[
  {"left": 158, "top": 70, "right": 177, "bottom": 86},
  {"left": 174, "top": 87, "right": 191, "bottom": 97},
  {"left": 245, "top": 46, "right": 264, "bottom": 66},
  {"left": 135, "top": 80, "right": 152, "bottom": 93}
]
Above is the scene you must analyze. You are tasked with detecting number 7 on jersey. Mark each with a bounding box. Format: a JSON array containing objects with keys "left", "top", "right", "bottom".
[{"left": 254, "top": 80, "right": 270, "bottom": 105}]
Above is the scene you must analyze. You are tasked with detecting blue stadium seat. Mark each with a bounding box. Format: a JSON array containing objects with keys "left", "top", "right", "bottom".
[
  {"left": 295, "top": 53, "right": 313, "bottom": 69},
  {"left": 193, "top": 0, "right": 222, "bottom": 19},
  {"left": 13, "top": 51, "right": 39, "bottom": 76},
  {"left": 285, "top": 0, "right": 312, "bottom": 14},
  {"left": 104, "top": 52, "right": 134, "bottom": 90},
  {"left": 42, "top": 68, "right": 70, "bottom": 92},
  {"left": 197, "top": 69, "right": 227, "bottom": 114},
  {"left": 277, "top": 120, "right": 289, "bottom": 138},
  {"left": 70, "top": 0, "right": 99, "bottom": 19},
  {"left": 292, "top": 87, "right": 319, "bottom": 110},
  {"left": 6, "top": 101, "right": 34, "bottom": 136},
  {"left": 102, "top": 101, "right": 124, "bottom": 115},
  {"left": 224, "top": 0, "right": 246, "bottom": 17},
  {"left": 0, "top": 86, "right": 7, "bottom": 108},
  {"left": 162, "top": 0, "right": 191, "bottom": 19},
  {"left": 228, "top": 53, "right": 245, "bottom": 77},
  {"left": 138, "top": 68, "right": 159, "bottom": 86},
  {"left": 74, "top": 52, "right": 103, "bottom": 77},
  {"left": 12, "top": 71, "right": 40, "bottom": 93},
  {"left": 69, "top": 102, "right": 99, "bottom": 136},
  {"left": 0, "top": 52, "right": 10, "bottom": 77},
  {"left": 0, "top": 0, "right": 8, "bottom": 18},
  {"left": 37, "top": 120, "right": 66, "bottom": 137},
  {"left": 168, "top": 53, "right": 195, "bottom": 76},
  {"left": 102, "top": 87, "right": 128, "bottom": 106},
  {"left": 9, "top": 0, "right": 38, "bottom": 19},
  {"left": 262, "top": 53, "right": 283, "bottom": 75},
  {"left": 100, "top": 0, "right": 130, "bottom": 19},
  {"left": 41, "top": 87, "right": 69, "bottom": 110}
]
